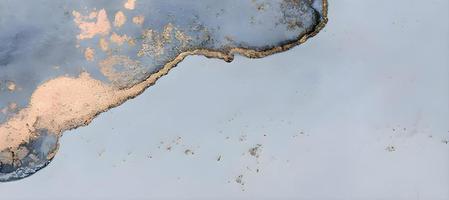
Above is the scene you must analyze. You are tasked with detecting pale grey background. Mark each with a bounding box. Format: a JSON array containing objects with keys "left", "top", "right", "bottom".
[{"left": 1, "top": 0, "right": 448, "bottom": 199}]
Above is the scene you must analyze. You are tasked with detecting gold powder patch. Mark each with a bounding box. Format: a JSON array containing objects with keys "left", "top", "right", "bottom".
[
  {"left": 114, "top": 11, "right": 127, "bottom": 28},
  {"left": 84, "top": 47, "right": 95, "bottom": 61},
  {"left": 132, "top": 15, "right": 145, "bottom": 25},
  {"left": 110, "top": 32, "right": 130, "bottom": 46},
  {"left": 124, "top": 0, "right": 136, "bottom": 10},
  {"left": 72, "top": 9, "right": 111, "bottom": 40},
  {"left": 99, "top": 38, "right": 109, "bottom": 51}
]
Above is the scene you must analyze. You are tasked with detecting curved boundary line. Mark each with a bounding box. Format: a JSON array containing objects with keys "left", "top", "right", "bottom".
[
  {"left": 1, "top": 0, "right": 328, "bottom": 182},
  {"left": 75, "top": 0, "right": 329, "bottom": 133}
]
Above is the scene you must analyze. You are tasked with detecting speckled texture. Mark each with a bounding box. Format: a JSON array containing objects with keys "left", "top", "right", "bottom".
[{"left": 0, "top": 0, "right": 327, "bottom": 182}]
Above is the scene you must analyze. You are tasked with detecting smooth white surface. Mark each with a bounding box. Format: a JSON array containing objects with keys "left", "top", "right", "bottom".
[{"left": 1, "top": 0, "right": 448, "bottom": 199}]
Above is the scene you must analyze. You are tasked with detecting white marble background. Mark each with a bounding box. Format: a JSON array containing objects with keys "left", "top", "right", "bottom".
[{"left": 1, "top": 0, "right": 448, "bottom": 199}]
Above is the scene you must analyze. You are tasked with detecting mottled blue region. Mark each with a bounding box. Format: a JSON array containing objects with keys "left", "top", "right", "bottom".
[
  {"left": 0, "top": 0, "right": 326, "bottom": 182},
  {"left": 0, "top": 129, "right": 58, "bottom": 182},
  {"left": 0, "top": 0, "right": 325, "bottom": 123}
]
